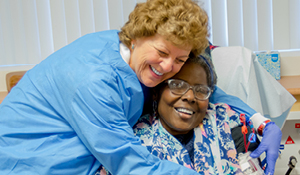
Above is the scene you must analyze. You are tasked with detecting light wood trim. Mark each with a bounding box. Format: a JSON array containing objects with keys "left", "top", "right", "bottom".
[
  {"left": 0, "top": 91, "right": 8, "bottom": 104},
  {"left": 278, "top": 75, "right": 300, "bottom": 95},
  {"left": 290, "top": 95, "right": 300, "bottom": 111},
  {"left": 6, "top": 71, "right": 26, "bottom": 93}
]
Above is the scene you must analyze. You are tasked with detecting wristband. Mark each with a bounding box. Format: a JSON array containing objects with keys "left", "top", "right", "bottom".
[
  {"left": 257, "top": 120, "right": 271, "bottom": 136},
  {"left": 250, "top": 113, "right": 269, "bottom": 131}
]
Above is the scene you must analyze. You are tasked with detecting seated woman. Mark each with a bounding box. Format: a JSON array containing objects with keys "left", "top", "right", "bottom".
[{"left": 97, "top": 53, "right": 248, "bottom": 174}]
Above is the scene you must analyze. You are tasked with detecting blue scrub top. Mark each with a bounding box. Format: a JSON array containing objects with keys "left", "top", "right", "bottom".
[{"left": 0, "top": 30, "right": 199, "bottom": 175}]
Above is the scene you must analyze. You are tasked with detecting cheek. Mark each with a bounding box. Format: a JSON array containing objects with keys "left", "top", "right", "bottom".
[
  {"left": 199, "top": 101, "right": 209, "bottom": 111},
  {"left": 159, "top": 91, "right": 172, "bottom": 106},
  {"left": 158, "top": 91, "right": 176, "bottom": 110},
  {"left": 133, "top": 57, "right": 149, "bottom": 75},
  {"left": 196, "top": 101, "right": 209, "bottom": 120},
  {"left": 136, "top": 54, "right": 157, "bottom": 72},
  {"left": 173, "top": 64, "right": 184, "bottom": 75},
  {"left": 144, "top": 51, "right": 159, "bottom": 64},
  {"left": 163, "top": 64, "right": 184, "bottom": 80}
]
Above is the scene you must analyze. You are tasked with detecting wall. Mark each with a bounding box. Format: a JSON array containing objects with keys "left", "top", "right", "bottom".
[{"left": 280, "top": 51, "right": 300, "bottom": 76}]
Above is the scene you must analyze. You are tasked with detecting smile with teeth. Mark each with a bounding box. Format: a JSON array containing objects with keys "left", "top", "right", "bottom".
[
  {"left": 151, "top": 66, "right": 163, "bottom": 76},
  {"left": 175, "top": 108, "right": 194, "bottom": 115}
]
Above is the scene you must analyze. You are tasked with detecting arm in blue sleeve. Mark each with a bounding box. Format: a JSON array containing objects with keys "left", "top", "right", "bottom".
[
  {"left": 210, "top": 86, "right": 256, "bottom": 123},
  {"left": 65, "top": 72, "right": 199, "bottom": 175}
]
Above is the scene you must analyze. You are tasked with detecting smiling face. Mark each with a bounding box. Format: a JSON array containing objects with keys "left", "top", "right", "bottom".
[
  {"left": 129, "top": 34, "right": 192, "bottom": 87},
  {"left": 157, "top": 61, "right": 209, "bottom": 135}
]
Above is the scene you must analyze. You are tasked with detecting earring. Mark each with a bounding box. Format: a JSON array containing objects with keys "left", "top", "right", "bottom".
[
  {"left": 131, "top": 44, "right": 134, "bottom": 50},
  {"left": 152, "top": 100, "right": 158, "bottom": 117}
]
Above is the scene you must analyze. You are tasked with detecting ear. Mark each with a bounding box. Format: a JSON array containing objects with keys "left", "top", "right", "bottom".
[{"left": 131, "top": 39, "right": 136, "bottom": 47}]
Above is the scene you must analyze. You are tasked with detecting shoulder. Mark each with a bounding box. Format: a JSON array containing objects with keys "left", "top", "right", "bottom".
[
  {"left": 133, "top": 114, "right": 156, "bottom": 129},
  {"left": 208, "top": 103, "right": 240, "bottom": 127},
  {"left": 207, "top": 102, "right": 231, "bottom": 113},
  {"left": 80, "top": 30, "right": 120, "bottom": 43},
  {"left": 209, "top": 103, "right": 234, "bottom": 115},
  {"left": 133, "top": 114, "right": 157, "bottom": 138},
  {"left": 59, "top": 30, "right": 120, "bottom": 57},
  {"left": 214, "top": 102, "right": 230, "bottom": 109},
  {"left": 206, "top": 102, "right": 233, "bottom": 121}
]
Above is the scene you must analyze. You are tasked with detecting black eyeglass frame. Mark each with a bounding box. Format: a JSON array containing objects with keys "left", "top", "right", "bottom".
[{"left": 165, "top": 79, "right": 212, "bottom": 101}]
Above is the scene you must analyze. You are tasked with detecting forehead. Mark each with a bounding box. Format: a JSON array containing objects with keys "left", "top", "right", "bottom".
[
  {"left": 136, "top": 34, "right": 192, "bottom": 54},
  {"left": 172, "top": 62, "right": 207, "bottom": 85}
]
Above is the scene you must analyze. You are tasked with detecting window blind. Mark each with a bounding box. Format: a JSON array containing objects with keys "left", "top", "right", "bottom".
[
  {"left": 199, "top": 0, "right": 300, "bottom": 51},
  {"left": 0, "top": 0, "right": 299, "bottom": 66}
]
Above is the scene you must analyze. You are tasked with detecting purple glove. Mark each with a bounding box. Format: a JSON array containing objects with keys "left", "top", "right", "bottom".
[{"left": 250, "top": 122, "right": 282, "bottom": 175}]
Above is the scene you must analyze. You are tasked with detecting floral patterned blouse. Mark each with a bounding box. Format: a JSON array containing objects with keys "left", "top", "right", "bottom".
[{"left": 96, "top": 103, "right": 243, "bottom": 175}]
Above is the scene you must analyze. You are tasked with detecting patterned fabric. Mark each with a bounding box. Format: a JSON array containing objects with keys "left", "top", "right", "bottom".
[{"left": 96, "top": 103, "right": 243, "bottom": 175}]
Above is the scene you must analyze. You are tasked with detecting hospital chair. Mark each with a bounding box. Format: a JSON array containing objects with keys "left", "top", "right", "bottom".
[{"left": 6, "top": 71, "right": 26, "bottom": 93}]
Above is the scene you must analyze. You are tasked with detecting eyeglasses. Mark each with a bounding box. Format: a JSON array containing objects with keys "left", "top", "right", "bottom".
[{"left": 166, "top": 79, "right": 212, "bottom": 100}]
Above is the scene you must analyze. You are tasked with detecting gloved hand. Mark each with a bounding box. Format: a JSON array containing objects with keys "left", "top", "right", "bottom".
[{"left": 250, "top": 122, "right": 282, "bottom": 175}]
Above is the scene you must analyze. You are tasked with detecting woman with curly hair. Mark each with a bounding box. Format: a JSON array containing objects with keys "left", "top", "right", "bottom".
[{"left": 0, "top": 0, "right": 209, "bottom": 174}]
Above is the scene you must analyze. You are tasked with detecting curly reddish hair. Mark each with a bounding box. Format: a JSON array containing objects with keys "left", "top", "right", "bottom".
[{"left": 119, "top": 0, "right": 209, "bottom": 56}]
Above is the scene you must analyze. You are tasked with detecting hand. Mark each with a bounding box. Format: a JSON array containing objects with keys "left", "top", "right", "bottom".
[{"left": 250, "top": 122, "right": 282, "bottom": 175}]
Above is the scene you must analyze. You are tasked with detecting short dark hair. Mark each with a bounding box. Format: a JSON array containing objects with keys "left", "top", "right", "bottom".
[{"left": 187, "top": 46, "right": 217, "bottom": 91}]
